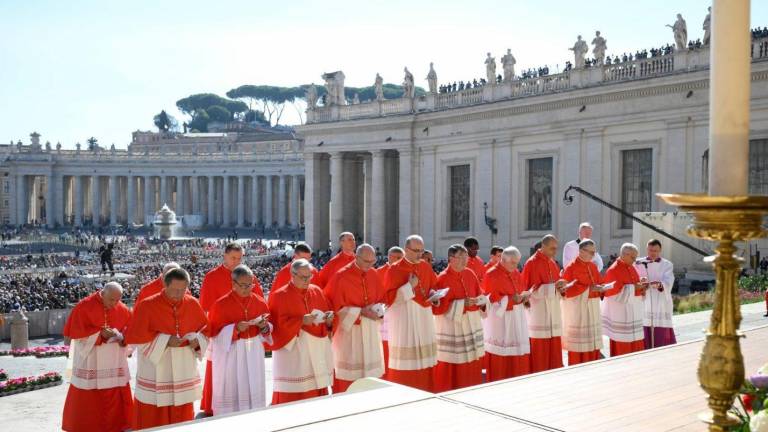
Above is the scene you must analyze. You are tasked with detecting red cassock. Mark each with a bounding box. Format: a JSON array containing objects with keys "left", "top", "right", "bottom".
[
  {"left": 432, "top": 267, "right": 484, "bottom": 392},
  {"left": 382, "top": 258, "right": 438, "bottom": 393},
  {"left": 376, "top": 263, "right": 392, "bottom": 374},
  {"left": 603, "top": 260, "right": 646, "bottom": 356},
  {"left": 315, "top": 252, "right": 356, "bottom": 291},
  {"left": 135, "top": 277, "right": 164, "bottom": 304},
  {"left": 561, "top": 259, "right": 603, "bottom": 365},
  {"left": 271, "top": 261, "right": 319, "bottom": 295},
  {"left": 327, "top": 262, "right": 386, "bottom": 393},
  {"left": 484, "top": 261, "right": 499, "bottom": 273},
  {"left": 62, "top": 292, "right": 133, "bottom": 432},
  {"left": 521, "top": 250, "right": 564, "bottom": 372},
  {"left": 481, "top": 266, "right": 532, "bottom": 381},
  {"left": 467, "top": 255, "right": 487, "bottom": 282},
  {"left": 268, "top": 283, "right": 331, "bottom": 404},
  {"left": 209, "top": 291, "right": 271, "bottom": 341},
  {"left": 124, "top": 293, "right": 208, "bottom": 431},
  {"left": 199, "top": 264, "right": 263, "bottom": 415}
]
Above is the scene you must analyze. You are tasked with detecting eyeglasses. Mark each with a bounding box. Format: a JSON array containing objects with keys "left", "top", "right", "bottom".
[
  {"left": 582, "top": 249, "right": 596, "bottom": 255},
  {"left": 407, "top": 247, "right": 424, "bottom": 254},
  {"left": 234, "top": 280, "right": 253, "bottom": 289},
  {"left": 293, "top": 274, "right": 312, "bottom": 281}
]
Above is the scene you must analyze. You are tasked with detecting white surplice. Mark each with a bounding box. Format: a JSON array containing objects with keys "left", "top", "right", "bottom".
[
  {"left": 435, "top": 299, "right": 485, "bottom": 364},
  {"left": 560, "top": 289, "right": 603, "bottom": 352},
  {"left": 66, "top": 332, "right": 130, "bottom": 390},
  {"left": 634, "top": 258, "right": 675, "bottom": 328},
  {"left": 386, "top": 283, "right": 438, "bottom": 370},
  {"left": 601, "top": 284, "right": 644, "bottom": 343},
  {"left": 483, "top": 296, "right": 531, "bottom": 356},
  {"left": 332, "top": 307, "right": 385, "bottom": 381},
  {"left": 211, "top": 324, "right": 271, "bottom": 415},
  {"left": 133, "top": 332, "right": 208, "bottom": 407},
  {"left": 525, "top": 283, "right": 563, "bottom": 339},
  {"left": 272, "top": 330, "right": 333, "bottom": 394}
]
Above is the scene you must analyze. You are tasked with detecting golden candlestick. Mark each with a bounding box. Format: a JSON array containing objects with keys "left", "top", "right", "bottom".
[{"left": 658, "top": 193, "right": 768, "bottom": 431}]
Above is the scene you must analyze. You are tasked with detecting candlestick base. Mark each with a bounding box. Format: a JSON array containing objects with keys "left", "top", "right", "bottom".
[{"left": 657, "top": 193, "right": 768, "bottom": 432}]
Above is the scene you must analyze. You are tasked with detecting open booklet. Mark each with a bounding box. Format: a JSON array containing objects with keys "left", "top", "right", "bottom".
[
  {"left": 473, "top": 294, "right": 490, "bottom": 306},
  {"left": 245, "top": 314, "right": 269, "bottom": 327},
  {"left": 106, "top": 329, "right": 124, "bottom": 344},
  {"left": 310, "top": 309, "right": 333, "bottom": 325},
  {"left": 370, "top": 303, "right": 386, "bottom": 318},
  {"left": 594, "top": 281, "right": 616, "bottom": 292},
  {"left": 427, "top": 287, "right": 450, "bottom": 303}
]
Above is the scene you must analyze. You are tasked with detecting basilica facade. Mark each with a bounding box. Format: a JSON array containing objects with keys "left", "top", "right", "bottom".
[{"left": 298, "top": 38, "right": 768, "bottom": 256}]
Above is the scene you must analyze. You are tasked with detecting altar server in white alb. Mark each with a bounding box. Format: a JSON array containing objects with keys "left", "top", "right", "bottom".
[
  {"left": 634, "top": 239, "right": 676, "bottom": 348},
  {"left": 562, "top": 222, "right": 604, "bottom": 270},
  {"left": 208, "top": 265, "right": 272, "bottom": 415}
]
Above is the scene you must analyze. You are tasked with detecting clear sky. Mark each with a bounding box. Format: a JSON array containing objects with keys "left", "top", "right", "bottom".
[{"left": 1, "top": 0, "right": 766, "bottom": 149}]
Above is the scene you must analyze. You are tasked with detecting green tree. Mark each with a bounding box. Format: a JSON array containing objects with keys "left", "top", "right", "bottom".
[
  {"left": 175, "top": 93, "right": 247, "bottom": 120},
  {"left": 206, "top": 105, "right": 232, "bottom": 123},
  {"left": 244, "top": 109, "right": 267, "bottom": 123},
  {"left": 153, "top": 110, "right": 178, "bottom": 132},
  {"left": 226, "top": 85, "right": 304, "bottom": 126},
  {"left": 188, "top": 109, "right": 210, "bottom": 133}
]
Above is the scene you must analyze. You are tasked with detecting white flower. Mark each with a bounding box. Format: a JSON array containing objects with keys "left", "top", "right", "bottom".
[{"left": 752, "top": 409, "right": 768, "bottom": 432}]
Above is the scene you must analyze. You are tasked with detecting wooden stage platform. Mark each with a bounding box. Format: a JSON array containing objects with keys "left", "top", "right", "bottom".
[{"left": 176, "top": 325, "right": 768, "bottom": 431}]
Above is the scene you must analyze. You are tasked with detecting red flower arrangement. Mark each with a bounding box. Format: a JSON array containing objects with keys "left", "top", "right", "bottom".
[
  {"left": 0, "top": 346, "right": 70, "bottom": 358},
  {"left": 0, "top": 372, "right": 62, "bottom": 396}
]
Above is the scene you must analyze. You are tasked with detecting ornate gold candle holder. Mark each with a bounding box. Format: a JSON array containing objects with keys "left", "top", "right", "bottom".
[{"left": 657, "top": 193, "right": 768, "bottom": 431}]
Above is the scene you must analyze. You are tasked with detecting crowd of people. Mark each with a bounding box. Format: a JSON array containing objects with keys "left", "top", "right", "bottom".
[
  {"left": 55, "top": 222, "right": 693, "bottom": 430},
  {"left": 0, "top": 233, "right": 305, "bottom": 313}
]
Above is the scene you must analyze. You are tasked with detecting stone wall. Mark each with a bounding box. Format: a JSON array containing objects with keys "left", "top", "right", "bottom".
[{"left": 0, "top": 309, "right": 73, "bottom": 341}]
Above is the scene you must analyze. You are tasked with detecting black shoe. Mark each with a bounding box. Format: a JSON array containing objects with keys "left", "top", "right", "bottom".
[{"left": 764, "top": 312, "right": 768, "bottom": 317}]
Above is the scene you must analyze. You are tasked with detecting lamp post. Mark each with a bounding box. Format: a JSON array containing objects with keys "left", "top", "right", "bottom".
[{"left": 483, "top": 202, "right": 498, "bottom": 244}]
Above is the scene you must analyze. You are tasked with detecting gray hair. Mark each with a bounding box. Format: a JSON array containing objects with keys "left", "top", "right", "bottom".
[
  {"left": 163, "top": 262, "right": 180, "bottom": 275},
  {"left": 578, "top": 239, "right": 596, "bottom": 250},
  {"left": 290, "top": 258, "right": 312, "bottom": 275},
  {"left": 387, "top": 246, "right": 404, "bottom": 256},
  {"left": 620, "top": 243, "right": 639, "bottom": 256},
  {"left": 356, "top": 243, "right": 375, "bottom": 256},
  {"left": 405, "top": 234, "right": 424, "bottom": 248},
  {"left": 338, "top": 231, "right": 355, "bottom": 241},
  {"left": 501, "top": 246, "right": 521, "bottom": 262},
  {"left": 102, "top": 282, "right": 123, "bottom": 295},
  {"left": 231, "top": 264, "right": 254, "bottom": 281},
  {"left": 579, "top": 222, "right": 593, "bottom": 231}
]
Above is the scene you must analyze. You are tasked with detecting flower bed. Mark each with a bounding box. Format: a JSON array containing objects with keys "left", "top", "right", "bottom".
[
  {"left": 0, "top": 369, "right": 7, "bottom": 381},
  {"left": 0, "top": 372, "right": 62, "bottom": 397},
  {"left": 0, "top": 346, "right": 69, "bottom": 358}
]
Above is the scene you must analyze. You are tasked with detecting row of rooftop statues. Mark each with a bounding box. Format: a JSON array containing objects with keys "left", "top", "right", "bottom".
[{"left": 307, "top": 9, "right": 712, "bottom": 108}]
